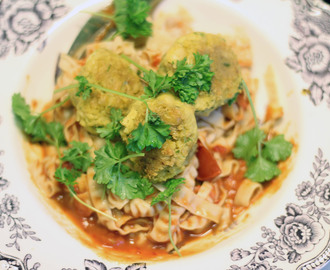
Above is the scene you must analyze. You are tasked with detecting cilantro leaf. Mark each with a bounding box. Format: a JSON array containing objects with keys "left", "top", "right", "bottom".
[
  {"left": 245, "top": 156, "right": 281, "bottom": 183},
  {"left": 12, "top": 93, "right": 47, "bottom": 141},
  {"left": 12, "top": 93, "right": 66, "bottom": 146},
  {"left": 232, "top": 127, "right": 266, "bottom": 161},
  {"left": 93, "top": 141, "right": 154, "bottom": 200},
  {"left": 23, "top": 115, "right": 48, "bottom": 142},
  {"left": 232, "top": 127, "right": 292, "bottom": 183},
  {"left": 61, "top": 141, "right": 93, "bottom": 172},
  {"left": 75, "top": 75, "right": 92, "bottom": 100},
  {"left": 113, "top": 0, "right": 152, "bottom": 39},
  {"left": 45, "top": 121, "right": 66, "bottom": 148},
  {"left": 171, "top": 52, "right": 214, "bottom": 104},
  {"left": 127, "top": 111, "right": 171, "bottom": 153},
  {"left": 151, "top": 178, "right": 185, "bottom": 205},
  {"left": 142, "top": 70, "right": 172, "bottom": 99},
  {"left": 96, "top": 108, "right": 124, "bottom": 139},
  {"left": 11, "top": 93, "right": 30, "bottom": 121},
  {"left": 262, "top": 135, "right": 293, "bottom": 162}
]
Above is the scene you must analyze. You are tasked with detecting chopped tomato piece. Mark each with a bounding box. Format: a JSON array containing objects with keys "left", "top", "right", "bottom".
[
  {"left": 237, "top": 93, "right": 249, "bottom": 110},
  {"left": 212, "top": 144, "right": 230, "bottom": 158},
  {"left": 196, "top": 140, "right": 221, "bottom": 181},
  {"left": 151, "top": 53, "right": 161, "bottom": 68}
]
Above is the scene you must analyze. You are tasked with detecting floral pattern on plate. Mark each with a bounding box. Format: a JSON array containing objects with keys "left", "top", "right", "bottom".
[
  {"left": 0, "top": 0, "right": 330, "bottom": 269},
  {"left": 62, "top": 260, "right": 146, "bottom": 270},
  {"left": 0, "top": 0, "right": 68, "bottom": 58},
  {"left": 228, "top": 149, "right": 330, "bottom": 270},
  {"left": 286, "top": 0, "right": 330, "bottom": 107},
  {"left": 0, "top": 252, "right": 40, "bottom": 270},
  {"left": 0, "top": 121, "right": 41, "bottom": 252}
]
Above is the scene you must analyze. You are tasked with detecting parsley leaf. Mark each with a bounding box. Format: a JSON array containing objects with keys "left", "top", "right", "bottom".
[
  {"left": 142, "top": 70, "right": 172, "bottom": 99},
  {"left": 232, "top": 127, "right": 266, "bottom": 161},
  {"left": 263, "top": 135, "right": 293, "bottom": 162},
  {"left": 113, "top": 0, "right": 152, "bottom": 39},
  {"left": 75, "top": 75, "right": 92, "bottom": 100},
  {"left": 54, "top": 143, "right": 118, "bottom": 222},
  {"left": 245, "top": 156, "right": 281, "bottom": 183},
  {"left": 151, "top": 178, "right": 185, "bottom": 205},
  {"left": 96, "top": 108, "right": 124, "bottom": 139},
  {"left": 61, "top": 141, "right": 93, "bottom": 172},
  {"left": 93, "top": 141, "right": 153, "bottom": 200},
  {"left": 55, "top": 167, "right": 81, "bottom": 188},
  {"left": 54, "top": 141, "right": 92, "bottom": 188},
  {"left": 94, "top": 141, "right": 127, "bottom": 185},
  {"left": 108, "top": 165, "right": 154, "bottom": 200},
  {"left": 127, "top": 111, "right": 171, "bottom": 153},
  {"left": 171, "top": 53, "right": 214, "bottom": 104}
]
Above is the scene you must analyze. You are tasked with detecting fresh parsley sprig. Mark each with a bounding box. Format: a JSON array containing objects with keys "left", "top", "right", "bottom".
[
  {"left": 96, "top": 108, "right": 124, "bottom": 140},
  {"left": 93, "top": 141, "right": 154, "bottom": 200},
  {"left": 127, "top": 111, "right": 171, "bottom": 153},
  {"left": 121, "top": 54, "right": 172, "bottom": 99},
  {"left": 121, "top": 52, "right": 214, "bottom": 104},
  {"left": 84, "top": 0, "right": 152, "bottom": 40},
  {"left": 171, "top": 53, "right": 214, "bottom": 104},
  {"left": 232, "top": 81, "right": 293, "bottom": 182},
  {"left": 151, "top": 178, "right": 185, "bottom": 256},
  {"left": 12, "top": 93, "right": 67, "bottom": 147},
  {"left": 55, "top": 75, "right": 172, "bottom": 153},
  {"left": 54, "top": 141, "right": 118, "bottom": 221}
]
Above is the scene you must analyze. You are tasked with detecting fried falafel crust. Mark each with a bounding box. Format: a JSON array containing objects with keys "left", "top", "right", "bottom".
[
  {"left": 70, "top": 48, "right": 144, "bottom": 133},
  {"left": 121, "top": 93, "right": 198, "bottom": 182},
  {"left": 159, "top": 32, "right": 242, "bottom": 115}
]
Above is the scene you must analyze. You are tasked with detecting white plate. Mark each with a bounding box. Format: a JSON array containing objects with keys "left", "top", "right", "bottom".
[{"left": 0, "top": 0, "right": 329, "bottom": 269}]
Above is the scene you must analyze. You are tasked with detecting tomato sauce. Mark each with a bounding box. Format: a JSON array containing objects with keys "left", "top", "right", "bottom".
[{"left": 49, "top": 141, "right": 294, "bottom": 261}]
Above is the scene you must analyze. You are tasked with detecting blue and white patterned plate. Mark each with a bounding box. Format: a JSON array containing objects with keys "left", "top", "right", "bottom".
[{"left": 0, "top": 0, "right": 329, "bottom": 269}]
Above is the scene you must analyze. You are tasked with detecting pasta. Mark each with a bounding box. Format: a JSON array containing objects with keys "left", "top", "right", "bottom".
[
  {"left": 234, "top": 179, "right": 262, "bottom": 207},
  {"left": 17, "top": 4, "right": 294, "bottom": 263}
]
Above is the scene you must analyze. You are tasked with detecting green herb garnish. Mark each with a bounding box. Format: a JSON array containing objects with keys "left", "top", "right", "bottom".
[
  {"left": 96, "top": 108, "right": 124, "bottom": 140},
  {"left": 141, "top": 70, "right": 172, "bottom": 99},
  {"left": 12, "top": 93, "right": 67, "bottom": 147},
  {"left": 127, "top": 111, "right": 171, "bottom": 153},
  {"left": 232, "top": 81, "right": 292, "bottom": 182},
  {"left": 93, "top": 141, "right": 154, "bottom": 199},
  {"left": 85, "top": 0, "right": 152, "bottom": 40},
  {"left": 151, "top": 178, "right": 185, "bottom": 256},
  {"left": 54, "top": 141, "right": 117, "bottom": 221},
  {"left": 55, "top": 75, "right": 171, "bottom": 152},
  {"left": 75, "top": 75, "right": 92, "bottom": 99},
  {"left": 121, "top": 52, "right": 214, "bottom": 104},
  {"left": 171, "top": 52, "right": 214, "bottom": 104},
  {"left": 60, "top": 141, "right": 93, "bottom": 172},
  {"left": 151, "top": 178, "right": 184, "bottom": 205}
]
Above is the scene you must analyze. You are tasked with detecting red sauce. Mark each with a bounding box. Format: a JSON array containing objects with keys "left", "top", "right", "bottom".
[
  {"left": 49, "top": 142, "right": 294, "bottom": 261},
  {"left": 55, "top": 192, "right": 169, "bottom": 260}
]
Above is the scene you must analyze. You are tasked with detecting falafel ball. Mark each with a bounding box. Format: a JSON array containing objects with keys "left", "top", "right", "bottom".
[
  {"left": 121, "top": 93, "right": 198, "bottom": 182},
  {"left": 159, "top": 32, "right": 242, "bottom": 116},
  {"left": 70, "top": 48, "right": 144, "bottom": 133}
]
